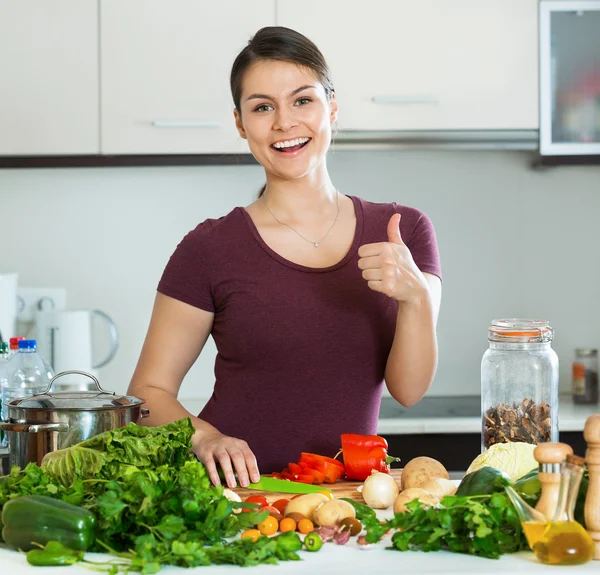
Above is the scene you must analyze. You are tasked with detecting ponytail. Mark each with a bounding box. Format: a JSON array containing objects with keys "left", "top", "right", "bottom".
[{"left": 257, "top": 184, "right": 266, "bottom": 198}]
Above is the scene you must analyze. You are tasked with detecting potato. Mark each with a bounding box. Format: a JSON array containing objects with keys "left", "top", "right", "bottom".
[
  {"left": 313, "top": 499, "right": 356, "bottom": 527},
  {"left": 393, "top": 488, "right": 439, "bottom": 514},
  {"left": 283, "top": 493, "right": 330, "bottom": 522},
  {"left": 401, "top": 456, "right": 450, "bottom": 490},
  {"left": 420, "top": 477, "right": 457, "bottom": 498}
]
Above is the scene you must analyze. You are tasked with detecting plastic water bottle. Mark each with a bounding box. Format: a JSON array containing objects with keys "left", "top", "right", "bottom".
[
  {"left": 0, "top": 340, "right": 54, "bottom": 446},
  {"left": 0, "top": 342, "right": 9, "bottom": 445}
]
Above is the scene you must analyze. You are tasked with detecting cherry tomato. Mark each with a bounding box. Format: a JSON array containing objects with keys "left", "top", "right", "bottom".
[
  {"left": 257, "top": 515, "right": 279, "bottom": 536},
  {"left": 244, "top": 495, "right": 269, "bottom": 507},
  {"left": 272, "top": 498, "right": 290, "bottom": 515},
  {"left": 263, "top": 505, "right": 283, "bottom": 523}
]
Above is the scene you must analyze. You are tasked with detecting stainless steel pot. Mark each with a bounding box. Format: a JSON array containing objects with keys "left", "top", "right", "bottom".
[{"left": 0, "top": 370, "right": 149, "bottom": 469}]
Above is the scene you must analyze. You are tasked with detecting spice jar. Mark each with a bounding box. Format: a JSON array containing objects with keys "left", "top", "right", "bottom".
[
  {"left": 481, "top": 319, "right": 559, "bottom": 451},
  {"left": 571, "top": 348, "right": 598, "bottom": 405}
]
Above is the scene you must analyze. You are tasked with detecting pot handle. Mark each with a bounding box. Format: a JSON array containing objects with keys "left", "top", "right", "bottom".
[
  {"left": 141, "top": 408, "right": 150, "bottom": 419},
  {"left": 0, "top": 421, "right": 69, "bottom": 433},
  {"left": 38, "top": 370, "right": 115, "bottom": 396}
]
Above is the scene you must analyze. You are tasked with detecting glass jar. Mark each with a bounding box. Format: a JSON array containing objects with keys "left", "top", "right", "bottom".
[
  {"left": 481, "top": 319, "right": 559, "bottom": 451},
  {"left": 571, "top": 348, "right": 598, "bottom": 405}
]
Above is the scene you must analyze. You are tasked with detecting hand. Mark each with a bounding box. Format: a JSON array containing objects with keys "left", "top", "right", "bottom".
[
  {"left": 358, "top": 213, "right": 429, "bottom": 304},
  {"left": 192, "top": 430, "right": 261, "bottom": 488}
]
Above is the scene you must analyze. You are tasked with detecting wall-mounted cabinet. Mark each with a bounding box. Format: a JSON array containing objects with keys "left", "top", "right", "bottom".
[
  {"left": 100, "top": 0, "right": 274, "bottom": 155},
  {"left": 0, "top": 0, "right": 99, "bottom": 156},
  {"left": 0, "top": 0, "right": 542, "bottom": 161},
  {"left": 277, "top": 0, "right": 539, "bottom": 132}
]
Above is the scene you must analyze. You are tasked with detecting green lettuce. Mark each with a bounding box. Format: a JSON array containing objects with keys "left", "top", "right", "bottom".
[{"left": 41, "top": 417, "right": 195, "bottom": 485}]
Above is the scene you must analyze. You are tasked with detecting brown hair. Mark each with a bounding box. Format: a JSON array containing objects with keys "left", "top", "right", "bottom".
[{"left": 230, "top": 26, "right": 335, "bottom": 197}]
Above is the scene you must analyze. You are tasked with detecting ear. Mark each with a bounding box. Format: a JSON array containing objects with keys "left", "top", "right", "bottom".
[
  {"left": 234, "top": 108, "right": 247, "bottom": 140},
  {"left": 329, "top": 92, "right": 338, "bottom": 124}
]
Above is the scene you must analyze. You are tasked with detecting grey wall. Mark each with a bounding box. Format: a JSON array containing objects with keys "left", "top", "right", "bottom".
[{"left": 1, "top": 150, "right": 599, "bottom": 405}]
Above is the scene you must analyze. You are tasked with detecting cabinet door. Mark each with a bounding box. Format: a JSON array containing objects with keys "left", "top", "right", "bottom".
[
  {"left": 100, "top": 0, "right": 274, "bottom": 154},
  {"left": 277, "top": 0, "right": 538, "bottom": 131},
  {"left": 0, "top": 0, "right": 99, "bottom": 155}
]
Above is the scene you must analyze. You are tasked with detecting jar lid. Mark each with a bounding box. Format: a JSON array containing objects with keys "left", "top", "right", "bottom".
[
  {"left": 8, "top": 391, "right": 143, "bottom": 411},
  {"left": 575, "top": 348, "right": 598, "bottom": 357},
  {"left": 488, "top": 319, "right": 553, "bottom": 343}
]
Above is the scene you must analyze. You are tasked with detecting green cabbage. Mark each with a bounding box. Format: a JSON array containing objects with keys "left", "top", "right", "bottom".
[{"left": 466, "top": 442, "right": 537, "bottom": 482}]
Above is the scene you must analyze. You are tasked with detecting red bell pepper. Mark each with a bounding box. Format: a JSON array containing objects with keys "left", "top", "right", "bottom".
[{"left": 340, "top": 433, "right": 400, "bottom": 481}]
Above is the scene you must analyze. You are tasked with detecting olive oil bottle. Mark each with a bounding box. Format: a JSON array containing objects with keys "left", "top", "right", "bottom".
[{"left": 532, "top": 455, "right": 594, "bottom": 566}]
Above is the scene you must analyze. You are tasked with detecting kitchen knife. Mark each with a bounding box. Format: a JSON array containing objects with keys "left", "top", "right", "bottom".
[{"left": 245, "top": 476, "right": 332, "bottom": 494}]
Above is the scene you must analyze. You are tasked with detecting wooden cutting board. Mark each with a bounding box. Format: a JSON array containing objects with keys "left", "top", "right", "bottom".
[{"left": 233, "top": 469, "right": 402, "bottom": 503}]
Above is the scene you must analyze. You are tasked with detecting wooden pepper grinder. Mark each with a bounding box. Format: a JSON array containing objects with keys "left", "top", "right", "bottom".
[
  {"left": 534, "top": 442, "right": 574, "bottom": 520},
  {"left": 584, "top": 414, "right": 600, "bottom": 560}
]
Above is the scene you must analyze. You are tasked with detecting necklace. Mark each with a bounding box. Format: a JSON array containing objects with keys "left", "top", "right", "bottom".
[{"left": 262, "top": 190, "right": 340, "bottom": 248}]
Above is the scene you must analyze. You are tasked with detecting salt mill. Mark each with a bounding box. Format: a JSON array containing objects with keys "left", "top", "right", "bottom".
[
  {"left": 584, "top": 414, "right": 600, "bottom": 560},
  {"left": 534, "top": 442, "right": 574, "bottom": 520}
]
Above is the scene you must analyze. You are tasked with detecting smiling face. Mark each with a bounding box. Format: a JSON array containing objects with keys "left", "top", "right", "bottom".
[{"left": 234, "top": 59, "right": 338, "bottom": 183}]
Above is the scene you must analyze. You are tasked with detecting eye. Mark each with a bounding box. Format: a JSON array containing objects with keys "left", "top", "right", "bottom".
[
  {"left": 254, "top": 104, "right": 273, "bottom": 113},
  {"left": 295, "top": 97, "right": 312, "bottom": 106}
]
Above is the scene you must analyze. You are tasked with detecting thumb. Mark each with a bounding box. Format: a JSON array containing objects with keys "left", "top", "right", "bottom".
[{"left": 387, "top": 213, "right": 404, "bottom": 245}]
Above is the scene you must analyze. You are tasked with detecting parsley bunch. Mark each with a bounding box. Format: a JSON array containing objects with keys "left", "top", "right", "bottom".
[{"left": 364, "top": 493, "right": 529, "bottom": 559}]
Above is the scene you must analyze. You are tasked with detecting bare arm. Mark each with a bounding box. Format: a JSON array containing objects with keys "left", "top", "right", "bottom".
[
  {"left": 128, "top": 293, "right": 260, "bottom": 487},
  {"left": 384, "top": 273, "right": 442, "bottom": 406}
]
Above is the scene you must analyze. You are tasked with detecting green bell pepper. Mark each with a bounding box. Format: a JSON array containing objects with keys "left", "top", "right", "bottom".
[
  {"left": 26, "top": 541, "right": 84, "bottom": 566},
  {"left": 1, "top": 494, "right": 96, "bottom": 551}
]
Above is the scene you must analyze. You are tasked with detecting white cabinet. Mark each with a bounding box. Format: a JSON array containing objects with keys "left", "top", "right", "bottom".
[
  {"left": 100, "top": 0, "right": 275, "bottom": 154},
  {"left": 0, "top": 0, "right": 99, "bottom": 155},
  {"left": 277, "top": 0, "right": 539, "bottom": 131}
]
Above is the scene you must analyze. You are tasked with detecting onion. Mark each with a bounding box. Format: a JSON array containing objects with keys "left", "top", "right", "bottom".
[{"left": 361, "top": 470, "right": 400, "bottom": 509}]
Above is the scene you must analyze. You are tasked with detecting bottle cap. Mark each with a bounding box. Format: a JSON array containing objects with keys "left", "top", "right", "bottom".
[
  {"left": 18, "top": 340, "right": 37, "bottom": 350},
  {"left": 0, "top": 342, "right": 8, "bottom": 354},
  {"left": 9, "top": 336, "right": 25, "bottom": 350}
]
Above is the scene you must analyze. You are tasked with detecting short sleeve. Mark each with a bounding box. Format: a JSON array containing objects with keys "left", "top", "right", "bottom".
[
  {"left": 395, "top": 205, "right": 442, "bottom": 282},
  {"left": 157, "top": 221, "right": 215, "bottom": 312}
]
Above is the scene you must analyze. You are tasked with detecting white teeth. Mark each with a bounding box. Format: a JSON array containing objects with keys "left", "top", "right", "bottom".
[{"left": 273, "top": 137, "right": 310, "bottom": 149}]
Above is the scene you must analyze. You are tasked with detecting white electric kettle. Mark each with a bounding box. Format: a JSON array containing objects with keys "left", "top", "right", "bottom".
[{"left": 34, "top": 309, "right": 119, "bottom": 390}]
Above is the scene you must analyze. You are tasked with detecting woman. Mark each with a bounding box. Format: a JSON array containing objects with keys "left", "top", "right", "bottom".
[{"left": 128, "top": 26, "right": 442, "bottom": 490}]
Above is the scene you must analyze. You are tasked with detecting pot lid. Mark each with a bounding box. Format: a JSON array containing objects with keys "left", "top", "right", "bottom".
[
  {"left": 9, "top": 391, "right": 143, "bottom": 411},
  {"left": 7, "top": 370, "right": 144, "bottom": 411}
]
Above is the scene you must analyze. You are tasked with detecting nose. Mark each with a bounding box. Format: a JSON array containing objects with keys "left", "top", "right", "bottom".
[{"left": 272, "top": 106, "right": 298, "bottom": 132}]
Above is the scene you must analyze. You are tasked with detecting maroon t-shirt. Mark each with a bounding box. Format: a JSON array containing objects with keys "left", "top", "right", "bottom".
[{"left": 157, "top": 195, "right": 441, "bottom": 472}]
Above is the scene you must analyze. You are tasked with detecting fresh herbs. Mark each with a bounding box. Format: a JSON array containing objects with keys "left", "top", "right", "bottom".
[
  {"left": 364, "top": 492, "right": 529, "bottom": 560},
  {"left": 0, "top": 418, "right": 306, "bottom": 571}
]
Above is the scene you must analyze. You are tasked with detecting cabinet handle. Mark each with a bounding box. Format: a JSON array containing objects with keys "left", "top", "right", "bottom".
[
  {"left": 371, "top": 96, "right": 439, "bottom": 105},
  {"left": 152, "top": 121, "right": 222, "bottom": 128}
]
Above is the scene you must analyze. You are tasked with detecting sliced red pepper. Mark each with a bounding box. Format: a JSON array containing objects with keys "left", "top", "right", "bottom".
[
  {"left": 281, "top": 470, "right": 296, "bottom": 481},
  {"left": 271, "top": 472, "right": 284, "bottom": 479},
  {"left": 288, "top": 462, "right": 303, "bottom": 475},
  {"left": 300, "top": 452, "right": 345, "bottom": 470},
  {"left": 302, "top": 468, "right": 325, "bottom": 484},
  {"left": 292, "top": 474, "right": 315, "bottom": 484},
  {"left": 313, "top": 460, "right": 345, "bottom": 483}
]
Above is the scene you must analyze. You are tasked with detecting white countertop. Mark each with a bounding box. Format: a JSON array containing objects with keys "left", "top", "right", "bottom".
[
  {"left": 1, "top": 507, "right": 597, "bottom": 575},
  {"left": 180, "top": 396, "right": 599, "bottom": 436}
]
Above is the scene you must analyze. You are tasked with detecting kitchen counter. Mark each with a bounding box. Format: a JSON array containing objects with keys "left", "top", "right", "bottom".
[
  {"left": 181, "top": 396, "right": 599, "bottom": 436},
  {"left": 1, "top": 518, "right": 597, "bottom": 574}
]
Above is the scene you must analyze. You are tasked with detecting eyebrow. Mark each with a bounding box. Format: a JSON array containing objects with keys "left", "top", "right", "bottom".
[{"left": 245, "top": 85, "right": 316, "bottom": 102}]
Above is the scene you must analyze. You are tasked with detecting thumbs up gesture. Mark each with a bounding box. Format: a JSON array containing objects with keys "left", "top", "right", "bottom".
[{"left": 357, "top": 213, "right": 429, "bottom": 303}]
